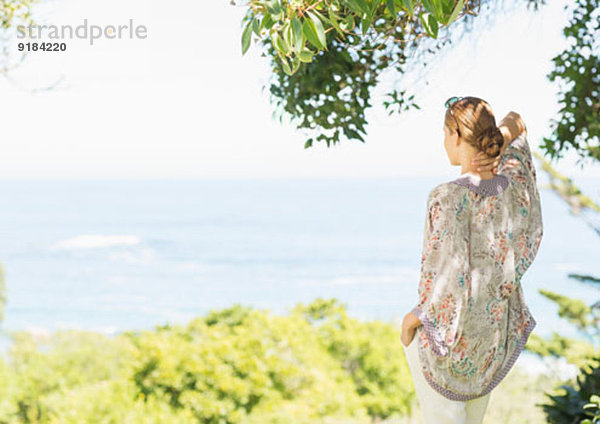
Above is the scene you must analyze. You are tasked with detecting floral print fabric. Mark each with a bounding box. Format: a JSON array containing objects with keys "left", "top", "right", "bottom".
[{"left": 410, "top": 131, "right": 543, "bottom": 401}]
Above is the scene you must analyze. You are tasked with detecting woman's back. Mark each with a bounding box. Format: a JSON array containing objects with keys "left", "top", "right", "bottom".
[{"left": 410, "top": 130, "right": 543, "bottom": 401}]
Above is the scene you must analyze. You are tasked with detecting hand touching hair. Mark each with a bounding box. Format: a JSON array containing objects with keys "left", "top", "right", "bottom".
[
  {"left": 477, "top": 125, "right": 504, "bottom": 158},
  {"left": 472, "top": 111, "right": 528, "bottom": 174},
  {"left": 445, "top": 98, "right": 530, "bottom": 173}
]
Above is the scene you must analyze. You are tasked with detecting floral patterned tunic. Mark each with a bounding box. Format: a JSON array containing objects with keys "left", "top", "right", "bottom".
[{"left": 410, "top": 131, "right": 543, "bottom": 401}]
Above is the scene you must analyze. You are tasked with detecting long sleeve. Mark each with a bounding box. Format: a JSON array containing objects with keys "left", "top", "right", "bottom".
[
  {"left": 497, "top": 129, "right": 538, "bottom": 185},
  {"left": 407, "top": 133, "right": 544, "bottom": 401},
  {"left": 411, "top": 186, "right": 471, "bottom": 358},
  {"left": 497, "top": 130, "right": 544, "bottom": 282}
]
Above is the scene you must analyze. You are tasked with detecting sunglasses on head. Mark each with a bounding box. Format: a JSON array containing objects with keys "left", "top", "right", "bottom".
[{"left": 445, "top": 96, "right": 463, "bottom": 137}]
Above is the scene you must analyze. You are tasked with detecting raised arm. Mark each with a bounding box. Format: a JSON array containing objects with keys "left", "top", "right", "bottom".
[
  {"left": 495, "top": 113, "right": 538, "bottom": 184},
  {"left": 497, "top": 111, "right": 527, "bottom": 158},
  {"left": 497, "top": 113, "right": 544, "bottom": 285}
]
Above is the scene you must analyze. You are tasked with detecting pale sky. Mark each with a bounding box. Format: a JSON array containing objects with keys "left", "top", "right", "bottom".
[{"left": 0, "top": 0, "right": 598, "bottom": 180}]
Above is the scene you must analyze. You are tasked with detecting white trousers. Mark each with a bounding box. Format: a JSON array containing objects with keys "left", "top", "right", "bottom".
[{"left": 402, "top": 328, "right": 491, "bottom": 424}]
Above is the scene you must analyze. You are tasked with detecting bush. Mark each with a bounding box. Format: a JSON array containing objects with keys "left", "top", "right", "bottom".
[
  {"left": 539, "top": 356, "right": 600, "bottom": 424},
  {"left": 0, "top": 298, "right": 414, "bottom": 423}
]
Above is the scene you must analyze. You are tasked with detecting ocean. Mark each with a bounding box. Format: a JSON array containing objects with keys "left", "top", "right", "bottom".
[{"left": 0, "top": 177, "right": 598, "bottom": 376}]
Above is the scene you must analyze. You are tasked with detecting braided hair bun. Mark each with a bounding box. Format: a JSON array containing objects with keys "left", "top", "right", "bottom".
[{"left": 478, "top": 126, "right": 504, "bottom": 158}]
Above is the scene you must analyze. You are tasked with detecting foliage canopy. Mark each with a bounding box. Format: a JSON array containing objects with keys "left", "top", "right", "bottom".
[{"left": 235, "top": 0, "right": 552, "bottom": 148}]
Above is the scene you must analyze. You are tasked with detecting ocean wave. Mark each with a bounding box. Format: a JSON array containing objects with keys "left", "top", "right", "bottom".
[{"left": 51, "top": 234, "right": 141, "bottom": 250}]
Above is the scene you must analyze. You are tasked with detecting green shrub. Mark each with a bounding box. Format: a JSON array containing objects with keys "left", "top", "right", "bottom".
[
  {"left": 539, "top": 356, "right": 600, "bottom": 424},
  {"left": 0, "top": 298, "right": 414, "bottom": 423}
]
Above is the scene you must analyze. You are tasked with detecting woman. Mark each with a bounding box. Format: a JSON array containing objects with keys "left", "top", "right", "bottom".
[{"left": 400, "top": 96, "right": 543, "bottom": 423}]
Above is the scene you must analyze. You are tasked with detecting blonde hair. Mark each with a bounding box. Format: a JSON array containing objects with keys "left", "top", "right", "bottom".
[{"left": 444, "top": 96, "right": 504, "bottom": 158}]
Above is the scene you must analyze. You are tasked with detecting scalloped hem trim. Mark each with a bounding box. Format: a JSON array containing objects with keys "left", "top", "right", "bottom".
[{"left": 417, "top": 315, "right": 537, "bottom": 401}]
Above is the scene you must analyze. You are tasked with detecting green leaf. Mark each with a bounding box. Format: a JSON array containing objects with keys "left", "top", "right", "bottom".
[
  {"left": 303, "top": 19, "right": 325, "bottom": 50},
  {"left": 261, "top": 13, "right": 274, "bottom": 30},
  {"left": 241, "top": 21, "right": 252, "bottom": 55},
  {"left": 431, "top": 0, "right": 444, "bottom": 20},
  {"left": 304, "top": 138, "right": 313, "bottom": 148},
  {"left": 291, "top": 54, "right": 301, "bottom": 73},
  {"left": 361, "top": 16, "right": 371, "bottom": 36},
  {"left": 298, "top": 49, "right": 314, "bottom": 63},
  {"left": 402, "top": 0, "right": 415, "bottom": 17},
  {"left": 271, "top": 31, "right": 289, "bottom": 56},
  {"left": 356, "top": 0, "right": 370, "bottom": 14},
  {"left": 340, "top": 14, "right": 355, "bottom": 31},
  {"left": 346, "top": 0, "right": 369, "bottom": 15},
  {"left": 421, "top": 0, "right": 437, "bottom": 17},
  {"left": 282, "top": 22, "right": 292, "bottom": 51},
  {"left": 310, "top": 8, "right": 330, "bottom": 27},
  {"left": 306, "top": 11, "right": 327, "bottom": 49},
  {"left": 446, "top": 0, "right": 464, "bottom": 25},
  {"left": 345, "top": 0, "right": 364, "bottom": 15},
  {"left": 291, "top": 17, "right": 303, "bottom": 52},
  {"left": 279, "top": 55, "right": 293, "bottom": 75},
  {"left": 440, "top": 0, "right": 455, "bottom": 14},
  {"left": 252, "top": 18, "right": 261, "bottom": 36},
  {"left": 428, "top": 14, "right": 439, "bottom": 37},
  {"left": 311, "top": 8, "right": 337, "bottom": 38},
  {"left": 420, "top": 12, "right": 438, "bottom": 38},
  {"left": 327, "top": 5, "right": 345, "bottom": 37},
  {"left": 266, "top": 0, "right": 282, "bottom": 17},
  {"left": 591, "top": 394, "right": 600, "bottom": 403},
  {"left": 386, "top": 0, "right": 396, "bottom": 16},
  {"left": 276, "top": 30, "right": 290, "bottom": 54},
  {"left": 370, "top": 0, "right": 383, "bottom": 15}
]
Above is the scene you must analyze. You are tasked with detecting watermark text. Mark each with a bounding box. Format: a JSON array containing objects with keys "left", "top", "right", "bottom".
[{"left": 17, "top": 19, "right": 148, "bottom": 46}]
